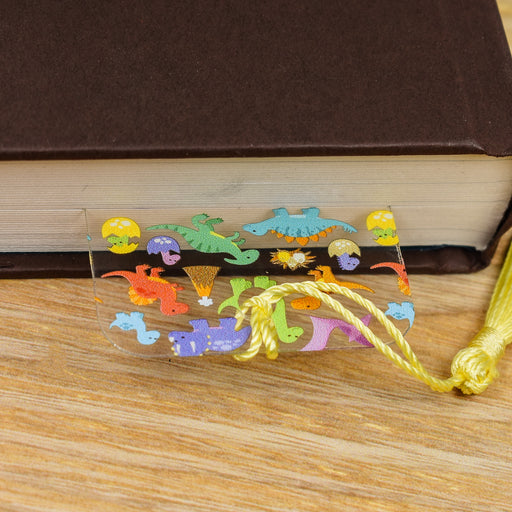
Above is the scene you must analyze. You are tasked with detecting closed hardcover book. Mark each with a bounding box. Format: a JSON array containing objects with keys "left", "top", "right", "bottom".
[{"left": 1, "top": 1, "right": 512, "bottom": 277}]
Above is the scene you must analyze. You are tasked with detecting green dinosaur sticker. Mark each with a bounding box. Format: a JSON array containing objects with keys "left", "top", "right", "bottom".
[
  {"left": 148, "top": 214, "right": 260, "bottom": 266},
  {"left": 218, "top": 275, "right": 303, "bottom": 344}
]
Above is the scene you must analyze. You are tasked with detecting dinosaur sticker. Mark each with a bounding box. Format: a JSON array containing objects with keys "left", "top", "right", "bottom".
[
  {"left": 148, "top": 214, "right": 260, "bottom": 265},
  {"left": 271, "top": 298, "right": 304, "bottom": 343},
  {"left": 291, "top": 266, "right": 375, "bottom": 310},
  {"left": 290, "top": 296, "right": 325, "bottom": 311},
  {"left": 218, "top": 277, "right": 253, "bottom": 314},
  {"left": 301, "top": 315, "right": 373, "bottom": 351},
  {"left": 109, "top": 312, "right": 161, "bottom": 345},
  {"left": 370, "top": 262, "right": 411, "bottom": 295},
  {"left": 243, "top": 207, "right": 356, "bottom": 246},
  {"left": 336, "top": 253, "right": 360, "bottom": 271},
  {"left": 253, "top": 275, "right": 303, "bottom": 343},
  {"left": 101, "top": 264, "right": 189, "bottom": 316},
  {"left": 385, "top": 301, "right": 415, "bottom": 329},
  {"left": 218, "top": 276, "right": 303, "bottom": 344},
  {"left": 169, "top": 317, "right": 251, "bottom": 357}
]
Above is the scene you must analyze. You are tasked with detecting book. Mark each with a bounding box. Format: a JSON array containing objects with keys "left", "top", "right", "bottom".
[{"left": 1, "top": 1, "right": 512, "bottom": 277}]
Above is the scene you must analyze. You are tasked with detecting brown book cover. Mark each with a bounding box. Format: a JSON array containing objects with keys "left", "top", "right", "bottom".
[{"left": 1, "top": 1, "right": 512, "bottom": 277}]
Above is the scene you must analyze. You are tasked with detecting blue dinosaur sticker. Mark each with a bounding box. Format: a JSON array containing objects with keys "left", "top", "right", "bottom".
[
  {"left": 243, "top": 207, "right": 356, "bottom": 246},
  {"left": 385, "top": 301, "right": 415, "bottom": 329},
  {"left": 110, "top": 312, "right": 161, "bottom": 345}
]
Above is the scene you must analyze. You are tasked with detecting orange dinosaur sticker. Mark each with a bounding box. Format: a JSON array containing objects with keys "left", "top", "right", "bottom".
[{"left": 101, "top": 265, "right": 189, "bottom": 316}]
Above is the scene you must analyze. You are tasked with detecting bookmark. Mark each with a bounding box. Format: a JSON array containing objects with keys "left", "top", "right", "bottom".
[
  {"left": 87, "top": 207, "right": 412, "bottom": 359},
  {"left": 87, "top": 206, "right": 512, "bottom": 394}
]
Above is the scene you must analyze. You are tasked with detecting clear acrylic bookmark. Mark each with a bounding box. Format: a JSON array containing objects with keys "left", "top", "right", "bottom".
[{"left": 86, "top": 207, "right": 414, "bottom": 359}]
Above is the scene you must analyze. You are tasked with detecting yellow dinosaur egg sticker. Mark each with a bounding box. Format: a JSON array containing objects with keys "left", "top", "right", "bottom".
[
  {"left": 366, "top": 210, "right": 399, "bottom": 246},
  {"left": 328, "top": 239, "right": 361, "bottom": 270},
  {"left": 102, "top": 217, "right": 141, "bottom": 254},
  {"left": 328, "top": 239, "right": 361, "bottom": 257}
]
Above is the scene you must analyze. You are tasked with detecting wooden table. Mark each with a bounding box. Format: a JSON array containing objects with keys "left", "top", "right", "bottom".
[{"left": 3, "top": 4, "right": 512, "bottom": 511}]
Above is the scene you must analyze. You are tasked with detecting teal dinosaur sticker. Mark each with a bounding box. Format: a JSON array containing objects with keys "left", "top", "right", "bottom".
[
  {"left": 148, "top": 214, "right": 260, "bottom": 266},
  {"left": 243, "top": 207, "right": 357, "bottom": 246}
]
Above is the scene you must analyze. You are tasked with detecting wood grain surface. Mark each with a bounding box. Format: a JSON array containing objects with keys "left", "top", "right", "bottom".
[{"left": 2, "top": 4, "right": 512, "bottom": 510}]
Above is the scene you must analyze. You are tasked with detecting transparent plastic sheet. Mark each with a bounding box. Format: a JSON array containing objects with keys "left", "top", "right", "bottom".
[{"left": 86, "top": 208, "right": 414, "bottom": 359}]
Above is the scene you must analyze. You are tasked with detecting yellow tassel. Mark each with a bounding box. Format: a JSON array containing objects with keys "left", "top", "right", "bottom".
[
  {"left": 233, "top": 242, "right": 512, "bottom": 394},
  {"left": 450, "top": 240, "right": 512, "bottom": 394}
]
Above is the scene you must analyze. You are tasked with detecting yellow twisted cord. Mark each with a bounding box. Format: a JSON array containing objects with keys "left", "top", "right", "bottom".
[
  {"left": 233, "top": 240, "right": 512, "bottom": 394},
  {"left": 235, "top": 281, "right": 458, "bottom": 391},
  {"left": 235, "top": 295, "right": 279, "bottom": 361}
]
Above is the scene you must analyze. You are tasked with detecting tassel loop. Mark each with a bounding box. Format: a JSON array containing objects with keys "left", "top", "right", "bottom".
[
  {"left": 451, "top": 326, "right": 508, "bottom": 394},
  {"left": 234, "top": 294, "right": 279, "bottom": 361}
]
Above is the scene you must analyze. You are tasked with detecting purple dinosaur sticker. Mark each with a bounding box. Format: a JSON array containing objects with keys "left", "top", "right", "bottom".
[
  {"left": 336, "top": 252, "right": 360, "bottom": 271},
  {"left": 169, "top": 317, "right": 252, "bottom": 357}
]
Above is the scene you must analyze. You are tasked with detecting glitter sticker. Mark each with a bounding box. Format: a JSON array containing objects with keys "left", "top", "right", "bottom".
[
  {"left": 308, "top": 266, "right": 374, "bottom": 293},
  {"left": 270, "top": 248, "right": 315, "bottom": 270},
  {"left": 169, "top": 318, "right": 251, "bottom": 357},
  {"left": 253, "top": 275, "right": 304, "bottom": 343},
  {"left": 385, "top": 301, "right": 415, "bottom": 329},
  {"left": 366, "top": 210, "right": 399, "bottom": 246},
  {"left": 101, "top": 264, "right": 189, "bottom": 316},
  {"left": 147, "top": 236, "right": 181, "bottom": 265},
  {"left": 109, "top": 312, "right": 161, "bottom": 345},
  {"left": 291, "top": 266, "right": 375, "bottom": 311},
  {"left": 301, "top": 314, "right": 373, "bottom": 351},
  {"left": 148, "top": 214, "right": 260, "bottom": 265},
  {"left": 183, "top": 266, "right": 221, "bottom": 307},
  {"left": 102, "top": 217, "right": 141, "bottom": 254},
  {"left": 218, "top": 278, "right": 253, "bottom": 314},
  {"left": 328, "top": 239, "right": 361, "bottom": 270},
  {"left": 243, "top": 207, "right": 356, "bottom": 246},
  {"left": 370, "top": 262, "right": 411, "bottom": 295}
]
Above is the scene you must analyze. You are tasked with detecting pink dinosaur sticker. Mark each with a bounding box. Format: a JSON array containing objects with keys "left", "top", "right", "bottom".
[{"left": 301, "top": 315, "right": 373, "bottom": 351}]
